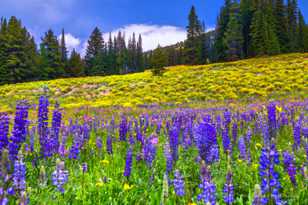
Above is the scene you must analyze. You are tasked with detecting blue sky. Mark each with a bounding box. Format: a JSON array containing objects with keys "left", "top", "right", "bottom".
[{"left": 1, "top": 0, "right": 307, "bottom": 53}]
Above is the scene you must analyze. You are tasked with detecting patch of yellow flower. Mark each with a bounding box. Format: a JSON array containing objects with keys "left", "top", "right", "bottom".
[
  {"left": 96, "top": 179, "right": 104, "bottom": 187},
  {"left": 123, "top": 183, "right": 133, "bottom": 191},
  {"left": 276, "top": 106, "right": 283, "bottom": 113},
  {"left": 101, "top": 159, "right": 110, "bottom": 165},
  {"left": 255, "top": 143, "right": 262, "bottom": 149},
  {"left": 188, "top": 203, "right": 197, "bottom": 205}
]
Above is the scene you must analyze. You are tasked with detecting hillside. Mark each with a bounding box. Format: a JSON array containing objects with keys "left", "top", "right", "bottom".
[{"left": 0, "top": 53, "right": 307, "bottom": 111}]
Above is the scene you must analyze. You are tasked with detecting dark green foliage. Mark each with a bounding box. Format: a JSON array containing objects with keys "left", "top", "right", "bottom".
[
  {"left": 184, "top": 6, "right": 204, "bottom": 65},
  {"left": 297, "top": 11, "right": 306, "bottom": 52},
  {"left": 60, "top": 29, "right": 68, "bottom": 64},
  {"left": 84, "top": 27, "right": 105, "bottom": 75},
  {"left": 151, "top": 46, "right": 168, "bottom": 76},
  {"left": 287, "top": 0, "right": 298, "bottom": 51},
  {"left": 240, "top": 0, "right": 254, "bottom": 57},
  {"left": 213, "top": 0, "right": 232, "bottom": 61},
  {"left": 250, "top": 1, "right": 280, "bottom": 56},
  {"left": 40, "top": 29, "right": 64, "bottom": 79},
  {"left": 67, "top": 49, "right": 84, "bottom": 77},
  {"left": 0, "top": 16, "right": 39, "bottom": 84},
  {"left": 274, "top": 0, "right": 289, "bottom": 52},
  {"left": 224, "top": 2, "right": 244, "bottom": 60}
]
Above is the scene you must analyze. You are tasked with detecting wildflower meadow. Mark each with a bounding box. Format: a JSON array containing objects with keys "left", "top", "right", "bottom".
[{"left": 0, "top": 95, "right": 307, "bottom": 205}]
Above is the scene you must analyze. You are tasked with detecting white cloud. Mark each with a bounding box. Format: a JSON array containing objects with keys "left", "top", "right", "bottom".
[
  {"left": 103, "top": 24, "right": 187, "bottom": 51},
  {"left": 79, "top": 24, "right": 214, "bottom": 57},
  {"left": 58, "top": 33, "right": 81, "bottom": 53}
]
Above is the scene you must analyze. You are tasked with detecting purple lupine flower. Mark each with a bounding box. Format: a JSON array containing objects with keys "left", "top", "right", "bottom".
[
  {"left": 279, "top": 112, "right": 288, "bottom": 126},
  {"left": 13, "top": 153, "right": 26, "bottom": 192},
  {"left": 197, "top": 164, "right": 216, "bottom": 205},
  {"left": 222, "top": 128, "right": 231, "bottom": 153},
  {"left": 50, "top": 102, "right": 62, "bottom": 155},
  {"left": 37, "top": 96, "right": 49, "bottom": 157},
  {"left": 223, "top": 171, "right": 234, "bottom": 205},
  {"left": 8, "top": 101, "right": 29, "bottom": 161},
  {"left": 106, "top": 135, "right": 113, "bottom": 155},
  {"left": 246, "top": 128, "right": 252, "bottom": 163},
  {"left": 52, "top": 160, "right": 69, "bottom": 193},
  {"left": 164, "top": 143, "right": 173, "bottom": 174},
  {"left": 232, "top": 122, "right": 238, "bottom": 144},
  {"left": 119, "top": 115, "right": 128, "bottom": 141},
  {"left": 173, "top": 170, "right": 185, "bottom": 197},
  {"left": 267, "top": 102, "right": 277, "bottom": 139},
  {"left": 194, "top": 122, "right": 219, "bottom": 164},
  {"left": 293, "top": 122, "right": 301, "bottom": 149},
  {"left": 82, "top": 163, "right": 88, "bottom": 173},
  {"left": 259, "top": 144, "right": 284, "bottom": 204},
  {"left": 238, "top": 136, "right": 247, "bottom": 160},
  {"left": 0, "top": 113, "right": 9, "bottom": 152},
  {"left": 124, "top": 147, "right": 133, "bottom": 178},
  {"left": 169, "top": 125, "right": 179, "bottom": 161},
  {"left": 224, "top": 110, "right": 232, "bottom": 127},
  {"left": 282, "top": 151, "right": 297, "bottom": 185},
  {"left": 143, "top": 136, "right": 157, "bottom": 168},
  {"left": 96, "top": 137, "right": 102, "bottom": 150},
  {"left": 29, "top": 127, "right": 35, "bottom": 152}
]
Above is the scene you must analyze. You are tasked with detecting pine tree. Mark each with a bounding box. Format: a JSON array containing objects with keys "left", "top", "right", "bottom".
[
  {"left": 151, "top": 45, "right": 168, "bottom": 76},
  {"left": 40, "top": 29, "right": 64, "bottom": 79},
  {"left": 85, "top": 27, "right": 104, "bottom": 75},
  {"left": 0, "top": 17, "right": 39, "bottom": 83},
  {"left": 250, "top": 1, "right": 280, "bottom": 56},
  {"left": 59, "top": 28, "right": 68, "bottom": 64},
  {"left": 240, "top": 0, "right": 254, "bottom": 57},
  {"left": 67, "top": 49, "right": 84, "bottom": 77},
  {"left": 287, "top": 0, "right": 298, "bottom": 51},
  {"left": 107, "top": 33, "right": 116, "bottom": 74},
  {"left": 224, "top": 2, "right": 244, "bottom": 60},
  {"left": 297, "top": 11, "right": 305, "bottom": 51},
  {"left": 274, "top": 0, "right": 289, "bottom": 52},
  {"left": 213, "top": 0, "right": 232, "bottom": 61},
  {"left": 0, "top": 18, "right": 8, "bottom": 83},
  {"left": 184, "top": 6, "right": 203, "bottom": 65},
  {"left": 136, "top": 34, "right": 144, "bottom": 72}
]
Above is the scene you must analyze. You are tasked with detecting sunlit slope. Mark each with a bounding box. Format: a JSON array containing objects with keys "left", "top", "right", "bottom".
[{"left": 0, "top": 53, "right": 307, "bottom": 110}]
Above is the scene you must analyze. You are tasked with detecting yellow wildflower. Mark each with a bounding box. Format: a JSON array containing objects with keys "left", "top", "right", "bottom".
[
  {"left": 96, "top": 182, "right": 104, "bottom": 187},
  {"left": 255, "top": 143, "right": 262, "bottom": 149},
  {"left": 252, "top": 163, "right": 259, "bottom": 170},
  {"left": 237, "top": 159, "right": 243, "bottom": 163},
  {"left": 276, "top": 106, "right": 282, "bottom": 113},
  {"left": 188, "top": 203, "right": 197, "bottom": 205},
  {"left": 123, "top": 183, "right": 133, "bottom": 191},
  {"left": 101, "top": 159, "right": 110, "bottom": 165}
]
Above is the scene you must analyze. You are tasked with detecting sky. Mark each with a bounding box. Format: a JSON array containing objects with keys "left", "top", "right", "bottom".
[{"left": 1, "top": 0, "right": 307, "bottom": 55}]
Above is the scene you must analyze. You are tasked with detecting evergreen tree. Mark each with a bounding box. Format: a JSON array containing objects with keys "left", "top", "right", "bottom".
[
  {"left": 151, "top": 45, "right": 168, "bottom": 76},
  {"left": 224, "top": 2, "right": 244, "bottom": 60},
  {"left": 84, "top": 27, "right": 104, "bottom": 75},
  {"left": 287, "top": 0, "right": 298, "bottom": 51},
  {"left": 136, "top": 34, "right": 144, "bottom": 72},
  {"left": 250, "top": 1, "right": 280, "bottom": 55},
  {"left": 184, "top": 6, "right": 203, "bottom": 64},
  {"left": 59, "top": 28, "right": 68, "bottom": 64},
  {"left": 107, "top": 33, "right": 116, "bottom": 74},
  {"left": 40, "top": 29, "right": 64, "bottom": 79},
  {"left": 274, "top": 0, "right": 289, "bottom": 52},
  {"left": 0, "top": 16, "right": 39, "bottom": 83},
  {"left": 240, "top": 0, "right": 254, "bottom": 57},
  {"left": 213, "top": 0, "right": 232, "bottom": 61},
  {"left": 67, "top": 49, "right": 84, "bottom": 77},
  {"left": 297, "top": 11, "right": 305, "bottom": 51}
]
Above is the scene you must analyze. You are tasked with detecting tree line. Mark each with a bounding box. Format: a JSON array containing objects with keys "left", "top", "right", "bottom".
[
  {"left": 153, "top": 0, "right": 308, "bottom": 68},
  {"left": 0, "top": 0, "right": 307, "bottom": 84}
]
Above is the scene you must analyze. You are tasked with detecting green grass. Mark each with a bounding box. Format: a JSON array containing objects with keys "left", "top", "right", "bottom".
[{"left": 0, "top": 53, "right": 307, "bottom": 111}]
